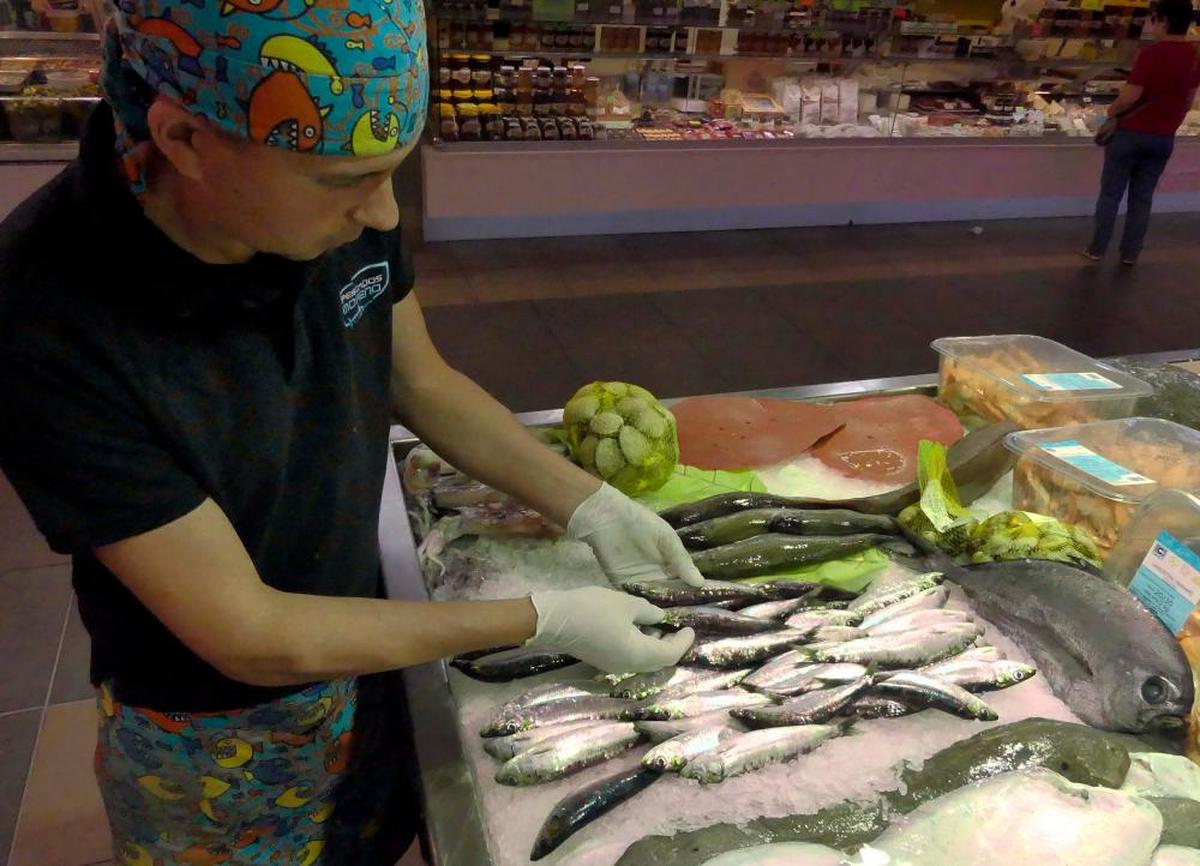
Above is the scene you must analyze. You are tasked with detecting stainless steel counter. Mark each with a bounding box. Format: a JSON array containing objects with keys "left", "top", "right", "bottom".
[{"left": 377, "top": 348, "right": 1200, "bottom": 866}]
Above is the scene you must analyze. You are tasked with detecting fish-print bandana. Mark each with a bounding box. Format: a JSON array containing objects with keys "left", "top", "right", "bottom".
[{"left": 101, "top": 0, "right": 428, "bottom": 192}]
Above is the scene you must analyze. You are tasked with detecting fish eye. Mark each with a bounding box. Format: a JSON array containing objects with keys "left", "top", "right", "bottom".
[
  {"left": 1141, "top": 676, "right": 1169, "bottom": 705},
  {"left": 304, "top": 125, "right": 317, "bottom": 139}
]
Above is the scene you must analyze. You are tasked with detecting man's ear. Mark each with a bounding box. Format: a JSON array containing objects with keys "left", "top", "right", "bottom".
[{"left": 145, "top": 97, "right": 209, "bottom": 182}]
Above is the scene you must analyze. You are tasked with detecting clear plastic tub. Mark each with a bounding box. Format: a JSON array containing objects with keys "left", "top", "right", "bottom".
[
  {"left": 933, "top": 334, "right": 1153, "bottom": 429},
  {"left": 1006, "top": 417, "right": 1200, "bottom": 553},
  {"left": 1103, "top": 488, "right": 1200, "bottom": 765}
]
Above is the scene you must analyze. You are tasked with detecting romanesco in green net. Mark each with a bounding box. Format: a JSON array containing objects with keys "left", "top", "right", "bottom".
[{"left": 563, "top": 382, "right": 680, "bottom": 496}]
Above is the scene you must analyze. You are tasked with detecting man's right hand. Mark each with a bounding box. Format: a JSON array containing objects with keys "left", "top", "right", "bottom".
[{"left": 526, "top": 587, "right": 695, "bottom": 674}]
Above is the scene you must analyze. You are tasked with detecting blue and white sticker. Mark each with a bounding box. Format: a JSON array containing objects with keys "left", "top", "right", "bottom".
[
  {"left": 1039, "top": 439, "right": 1156, "bottom": 487},
  {"left": 1129, "top": 531, "right": 1200, "bottom": 635},
  {"left": 340, "top": 261, "right": 391, "bottom": 329},
  {"left": 1021, "top": 371, "right": 1121, "bottom": 392}
]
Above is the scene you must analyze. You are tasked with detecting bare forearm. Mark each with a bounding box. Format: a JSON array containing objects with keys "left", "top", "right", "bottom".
[
  {"left": 237, "top": 591, "right": 537, "bottom": 686},
  {"left": 395, "top": 366, "right": 600, "bottom": 525}
]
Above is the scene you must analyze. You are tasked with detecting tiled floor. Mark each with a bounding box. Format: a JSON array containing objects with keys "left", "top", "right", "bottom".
[{"left": 2, "top": 212, "right": 1199, "bottom": 865}]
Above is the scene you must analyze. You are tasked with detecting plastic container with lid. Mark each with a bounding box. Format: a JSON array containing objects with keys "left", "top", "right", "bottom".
[
  {"left": 1006, "top": 417, "right": 1200, "bottom": 553},
  {"left": 933, "top": 334, "right": 1153, "bottom": 430},
  {"left": 1105, "top": 489, "right": 1200, "bottom": 587}
]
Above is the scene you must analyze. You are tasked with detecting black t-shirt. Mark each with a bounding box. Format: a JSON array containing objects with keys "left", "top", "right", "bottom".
[{"left": 0, "top": 104, "right": 413, "bottom": 712}]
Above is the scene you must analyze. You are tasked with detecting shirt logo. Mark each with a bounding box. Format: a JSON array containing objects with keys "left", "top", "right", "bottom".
[{"left": 340, "top": 261, "right": 390, "bottom": 328}]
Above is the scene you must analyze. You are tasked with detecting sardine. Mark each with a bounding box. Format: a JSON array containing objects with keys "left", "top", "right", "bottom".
[
  {"left": 848, "top": 573, "right": 945, "bottom": 615},
  {"left": 495, "top": 722, "right": 642, "bottom": 785},
  {"left": 682, "top": 629, "right": 812, "bottom": 669},
  {"left": 450, "top": 647, "right": 578, "bottom": 683},
  {"left": 813, "top": 625, "right": 868, "bottom": 643},
  {"left": 931, "top": 644, "right": 1005, "bottom": 665},
  {"left": 874, "top": 670, "right": 999, "bottom": 721},
  {"left": 740, "top": 596, "right": 842, "bottom": 622},
  {"left": 661, "top": 605, "right": 783, "bottom": 636},
  {"left": 734, "top": 677, "right": 873, "bottom": 727},
  {"left": 632, "top": 689, "right": 773, "bottom": 721},
  {"left": 648, "top": 668, "right": 754, "bottom": 704},
  {"left": 915, "top": 658, "right": 1037, "bottom": 693},
  {"left": 482, "top": 721, "right": 606, "bottom": 761},
  {"left": 756, "top": 663, "right": 870, "bottom": 697},
  {"left": 624, "top": 578, "right": 767, "bottom": 607},
  {"left": 813, "top": 623, "right": 982, "bottom": 668},
  {"left": 680, "top": 721, "right": 852, "bottom": 783},
  {"left": 482, "top": 682, "right": 604, "bottom": 737},
  {"left": 740, "top": 651, "right": 816, "bottom": 691},
  {"left": 785, "top": 608, "right": 864, "bottom": 631},
  {"left": 610, "top": 666, "right": 706, "bottom": 700},
  {"left": 692, "top": 533, "right": 906, "bottom": 581},
  {"left": 849, "top": 695, "right": 918, "bottom": 719},
  {"left": 642, "top": 725, "right": 740, "bottom": 772},
  {"left": 859, "top": 585, "right": 950, "bottom": 628},
  {"left": 635, "top": 710, "right": 746, "bottom": 743},
  {"left": 747, "top": 581, "right": 857, "bottom": 601},
  {"left": 678, "top": 508, "right": 898, "bottom": 550},
  {"left": 947, "top": 557, "right": 1195, "bottom": 733},
  {"left": 482, "top": 695, "right": 637, "bottom": 737},
  {"left": 531, "top": 766, "right": 660, "bottom": 860},
  {"left": 865, "top": 607, "right": 970, "bottom": 636}
]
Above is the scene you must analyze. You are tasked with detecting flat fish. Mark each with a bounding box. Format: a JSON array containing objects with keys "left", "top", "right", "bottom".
[
  {"left": 868, "top": 768, "right": 1162, "bottom": 866},
  {"left": 698, "top": 842, "right": 847, "bottom": 865}
]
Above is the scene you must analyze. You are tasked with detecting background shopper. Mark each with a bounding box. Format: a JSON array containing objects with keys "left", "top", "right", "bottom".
[{"left": 1086, "top": 0, "right": 1200, "bottom": 264}]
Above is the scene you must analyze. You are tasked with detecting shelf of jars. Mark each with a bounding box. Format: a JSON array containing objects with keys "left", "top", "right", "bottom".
[{"left": 0, "top": 30, "right": 100, "bottom": 150}]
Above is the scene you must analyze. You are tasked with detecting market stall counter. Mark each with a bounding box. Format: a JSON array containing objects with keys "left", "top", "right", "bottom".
[{"left": 379, "top": 348, "right": 1200, "bottom": 866}]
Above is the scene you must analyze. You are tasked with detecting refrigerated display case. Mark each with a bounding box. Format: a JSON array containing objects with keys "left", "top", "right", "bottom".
[{"left": 420, "top": 0, "right": 1200, "bottom": 238}]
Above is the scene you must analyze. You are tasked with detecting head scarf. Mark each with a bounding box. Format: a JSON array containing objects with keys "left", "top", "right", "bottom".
[{"left": 100, "top": 0, "right": 428, "bottom": 191}]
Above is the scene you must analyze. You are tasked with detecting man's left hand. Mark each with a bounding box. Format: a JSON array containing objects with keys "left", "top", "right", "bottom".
[{"left": 567, "top": 483, "right": 705, "bottom": 589}]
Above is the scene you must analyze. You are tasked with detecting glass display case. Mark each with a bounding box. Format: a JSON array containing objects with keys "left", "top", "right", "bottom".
[{"left": 425, "top": 0, "right": 1200, "bottom": 144}]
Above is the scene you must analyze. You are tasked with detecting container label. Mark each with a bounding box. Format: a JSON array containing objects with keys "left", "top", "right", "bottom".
[
  {"left": 1039, "top": 439, "right": 1156, "bottom": 486},
  {"left": 1129, "top": 531, "right": 1200, "bottom": 635},
  {"left": 1021, "top": 371, "right": 1121, "bottom": 391}
]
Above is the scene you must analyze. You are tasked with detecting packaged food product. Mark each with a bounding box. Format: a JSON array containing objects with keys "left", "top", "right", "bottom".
[
  {"left": 479, "top": 104, "right": 504, "bottom": 140},
  {"left": 437, "top": 102, "right": 459, "bottom": 141},
  {"left": 3, "top": 98, "right": 64, "bottom": 141},
  {"left": 1105, "top": 489, "right": 1200, "bottom": 763},
  {"left": 457, "top": 103, "right": 481, "bottom": 140},
  {"left": 934, "top": 334, "right": 1153, "bottom": 429},
  {"left": 1006, "top": 418, "right": 1200, "bottom": 553}
]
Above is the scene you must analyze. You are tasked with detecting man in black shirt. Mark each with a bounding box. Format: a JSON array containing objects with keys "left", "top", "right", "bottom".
[{"left": 0, "top": 0, "right": 699, "bottom": 861}]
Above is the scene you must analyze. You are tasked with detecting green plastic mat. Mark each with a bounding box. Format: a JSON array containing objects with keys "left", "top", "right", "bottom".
[{"left": 736, "top": 548, "right": 889, "bottom": 594}]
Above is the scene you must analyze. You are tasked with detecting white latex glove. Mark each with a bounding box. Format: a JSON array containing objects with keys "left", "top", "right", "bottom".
[
  {"left": 527, "top": 587, "right": 696, "bottom": 674},
  {"left": 567, "top": 483, "right": 705, "bottom": 588}
]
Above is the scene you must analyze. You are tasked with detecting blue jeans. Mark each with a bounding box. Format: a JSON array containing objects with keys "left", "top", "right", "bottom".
[{"left": 1088, "top": 128, "right": 1176, "bottom": 261}]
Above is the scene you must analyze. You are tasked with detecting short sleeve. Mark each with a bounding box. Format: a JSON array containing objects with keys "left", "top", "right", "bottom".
[
  {"left": 391, "top": 233, "right": 415, "bottom": 305},
  {"left": 1128, "top": 46, "right": 1155, "bottom": 87},
  {"left": 0, "top": 337, "right": 206, "bottom": 554}
]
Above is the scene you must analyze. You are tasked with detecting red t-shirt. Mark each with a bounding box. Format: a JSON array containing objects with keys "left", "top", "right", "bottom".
[{"left": 1120, "top": 41, "right": 1200, "bottom": 136}]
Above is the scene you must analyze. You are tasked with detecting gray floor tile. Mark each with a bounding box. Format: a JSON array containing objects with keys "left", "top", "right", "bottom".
[
  {"left": 49, "top": 600, "right": 92, "bottom": 707},
  {"left": 0, "top": 473, "right": 66, "bottom": 574},
  {"left": 0, "top": 709, "right": 41, "bottom": 866},
  {"left": 0, "top": 566, "right": 72, "bottom": 714}
]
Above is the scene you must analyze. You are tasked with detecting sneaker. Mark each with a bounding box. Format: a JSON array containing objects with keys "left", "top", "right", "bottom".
[{"left": 1081, "top": 250, "right": 1102, "bottom": 262}]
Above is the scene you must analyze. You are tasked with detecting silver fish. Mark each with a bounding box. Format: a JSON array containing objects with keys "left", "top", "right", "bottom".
[
  {"left": 635, "top": 710, "right": 747, "bottom": 743},
  {"left": 682, "top": 629, "right": 812, "bottom": 669},
  {"left": 680, "top": 721, "right": 851, "bottom": 783},
  {"left": 848, "top": 573, "right": 945, "bottom": 615},
  {"left": 632, "top": 689, "right": 773, "bottom": 721},
  {"left": 813, "top": 625, "right": 868, "bottom": 643},
  {"left": 482, "top": 682, "right": 603, "bottom": 736},
  {"left": 757, "top": 663, "right": 870, "bottom": 698},
  {"left": 740, "top": 651, "right": 816, "bottom": 692},
  {"left": 850, "top": 695, "right": 918, "bottom": 719},
  {"left": 482, "top": 721, "right": 607, "bottom": 761},
  {"left": 641, "top": 725, "right": 739, "bottom": 772},
  {"left": 739, "top": 596, "right": 836, "bottom": 622},
  {"left": 611, "top": 666, "right": 712, "bottom": 700},
  {"left": 859, "top": 585, "right": 950, "bottom": 628},
  {"left": 495, "top": 722, "right": 642, "bottom": 785},
  {"left": 874, "top": 670, "right": 999, "bottom": 721},
  {"left": 785, "top": 608, "right": 863, "bottom": 631},
  {"left": 865, "top": 608, "right": 971, "bottom": 636},
  {"left": 813, "top": 623, "right": 982, "bottom": 668},
  {"left": 661, "top": 605, "right": 783, "bottom": 636},
  {"left": 623, "top": 578, "right": 767, "bottom": 607},
  {"left": 648, "top": 668, "right": 754, "bottom": 704},
  {"left": 916, "top": 658, "right": 1037, "bottom": 693},
  {"left": 733, "top": 677, "right": 873, "bottom": 727},
  {"left": 931, "top": 644, "right": 1005, "bottom": 665},
  {"left": 483, "top": 695, "right": 637, "bottom": 737}
]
